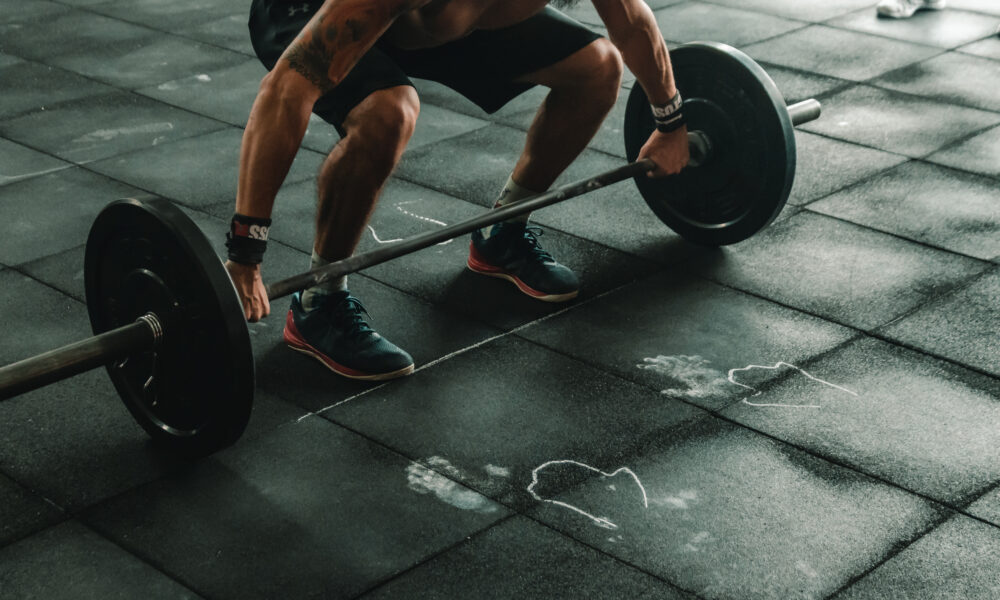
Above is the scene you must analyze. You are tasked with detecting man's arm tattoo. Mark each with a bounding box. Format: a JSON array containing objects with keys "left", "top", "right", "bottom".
[
  {"left": 284, "top": 12, "right": 371, "bottom": 93},
  {"left": 285, "top": 14, "right": 339, "bottom": 93}
]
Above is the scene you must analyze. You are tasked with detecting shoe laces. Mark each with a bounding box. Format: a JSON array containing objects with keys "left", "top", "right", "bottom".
[
  {"left": 330, "top": 295, "right": 375, "bottom": 341},
  {"left": 518, "top": 226, "right": 555, "bottom": 264}
]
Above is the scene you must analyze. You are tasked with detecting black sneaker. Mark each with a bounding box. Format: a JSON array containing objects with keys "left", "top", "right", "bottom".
[
  {"left": 467, "top": 223, "right": 579, "bottom": 302},
  {"left": 283, "top": 291, "right": 414, "bottom": 380}
]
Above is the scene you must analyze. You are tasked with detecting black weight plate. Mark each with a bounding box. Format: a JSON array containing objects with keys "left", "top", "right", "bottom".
[
  {"left": 84, "top": 197, "right": 253, "bottom": 456},
  {"left": 624, "top": 42, "right": 795, "bottom": 246}
]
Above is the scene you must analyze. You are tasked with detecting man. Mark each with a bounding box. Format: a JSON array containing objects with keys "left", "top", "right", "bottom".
[{"left": 226, "top": 0, "right": 689, "bottom": 380}]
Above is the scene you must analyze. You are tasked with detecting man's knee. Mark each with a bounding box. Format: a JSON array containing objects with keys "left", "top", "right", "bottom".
[
  {"left": 344, "top": 86, "right": 420, "bottom": 173},
  {"left": 580, "top": 38, "right": 624, "bottom": 94}
]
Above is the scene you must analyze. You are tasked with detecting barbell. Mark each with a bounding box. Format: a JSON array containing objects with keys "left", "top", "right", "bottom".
[{"left": 0, "top": 42, "right": 820, "bottom": 456}]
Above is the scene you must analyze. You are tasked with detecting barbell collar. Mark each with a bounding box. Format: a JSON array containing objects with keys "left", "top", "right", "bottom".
[
  {"left": 788, "top": 99, "right": 822, "bottom": 127},
  {"left": 0, "top": 314, "right": 162, "bottom": 401}
]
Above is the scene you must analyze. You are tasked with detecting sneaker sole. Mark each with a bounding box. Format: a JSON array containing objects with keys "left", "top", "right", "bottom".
[
  {"left": 466, "top": 253, "right": 578, "bottom": 303},
  {"left": 283, "top": 313, "right": 414, "bottom": 381}
]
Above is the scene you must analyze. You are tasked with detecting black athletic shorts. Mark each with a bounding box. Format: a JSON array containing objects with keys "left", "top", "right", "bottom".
[{"left": 248, "top": 1, "right": 602, "bottom": 133}]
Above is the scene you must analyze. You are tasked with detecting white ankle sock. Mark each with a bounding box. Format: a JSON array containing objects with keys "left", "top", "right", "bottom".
[
  {"left": 301, "top": 249, "right": 348, "bottom": 311},
  {"left": 483, "top": 174, "right": 542, "bottom": 239}
]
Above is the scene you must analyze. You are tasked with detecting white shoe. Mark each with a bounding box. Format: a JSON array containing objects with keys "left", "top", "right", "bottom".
[{"left": 876, "top": 0, "right": 946, "bottom": 18}]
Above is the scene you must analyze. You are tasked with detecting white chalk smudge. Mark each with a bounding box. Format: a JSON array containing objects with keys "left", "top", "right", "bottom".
[
  {"left": 796, "top": 560, "right": 819, "bottom": 579},
  {"left": 157, "top": 81, "right": 179, "bottom": 91},
  {"left": 73, "top": 122, "right": 175, "bottom": 144},
  {"left": 0, "top": 163, "right": 74, "bottom": 184},
  {"left": 683, "top": 530, "right": 712, "bottom": 553},
  {"left": 394, "top": 201, "right": 452, "bottom": 245},
  {"left": 366, "top": 225, "right": 403, "bottom": 245},
  {"left": 528, "top": 460, "right": 648, "bottom": 530},
  {"left": 728, "top": 362, "right": 858, "bottom": 408},
  {"left": 638, "top": 355, "right": 732, "bottom": 399},
  {"left": 484, "top": 464, "right": 510, "bottom": 478},
  {"left": 195, "top": 74, "right": 211, "bottom": 82},
  {"left": 406, "top": 457, "right": 497, "bottom": 513},
  {"left": 651, "top": 489, "right": 698, "bottom": 510}
]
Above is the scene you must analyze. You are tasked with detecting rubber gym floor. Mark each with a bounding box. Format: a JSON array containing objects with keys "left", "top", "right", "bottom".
[{"left": 1, "top": 1, "right": 999, "bottom": 598}]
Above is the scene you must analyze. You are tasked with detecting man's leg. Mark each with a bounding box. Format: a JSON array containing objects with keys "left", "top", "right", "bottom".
[
  {"left": 511, "top": 38, "right": 623, "bottom": 193},
  {"left": 467, "top": 38, "right": 622, "bottom": 302},
  {"left": 285, "top": 85, "right": 419, "bottom": 381}
]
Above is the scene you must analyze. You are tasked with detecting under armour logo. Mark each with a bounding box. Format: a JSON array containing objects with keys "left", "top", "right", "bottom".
[{"left": 288, "top": 3, "right": 311, "bottom": 16}]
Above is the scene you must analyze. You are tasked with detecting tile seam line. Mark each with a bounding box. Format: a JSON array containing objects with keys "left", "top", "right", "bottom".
[
  {"left": 798, "top": 207, "right": 1000, "bottom": 264},
  {"left": 859, "top": 78, "right": 1000, "bottom": 118},
  {"left": 693, "top": 0, "right": 873, "bottom": 23},
  {"left": 687, "top": 265, "right": 1000, "bottom": 382},
  {"left": 314, "top": 410, "right": 710, "bottom": 600},
  {"left": 818, "top": 18, "right": 998, "bottom": 52},
  {"left": 45, "top": 0, "right": 257, "bottom": 59},
  {"left": 347, "top": 514, "right": 521, "bottom": 600},
  {"left": 821, "top": 510, "right": 959, "bottom": 599},
  {"left": 299, "top": 282, "right": 629, "bottom": 421}
]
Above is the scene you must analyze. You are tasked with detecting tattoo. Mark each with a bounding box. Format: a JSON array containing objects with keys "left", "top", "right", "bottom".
[
  {"left": 285, "top": 12, "right": 339, "bottom": 93},
  {"left": 345, "top": 18, "right": 366, "bottom": 42}
]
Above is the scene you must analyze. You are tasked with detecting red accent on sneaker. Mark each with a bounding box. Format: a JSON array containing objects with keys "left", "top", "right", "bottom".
[
  {"left": 282, "top": 309, "right": 372, "bottom": 378},
  {"left": 466, "top": 242, "right": 552, "bottom": 299}
]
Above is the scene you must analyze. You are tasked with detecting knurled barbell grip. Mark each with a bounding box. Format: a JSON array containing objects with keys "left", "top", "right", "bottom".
[{"left": 0, "top": 314, "right": 163, "bottom": 401}]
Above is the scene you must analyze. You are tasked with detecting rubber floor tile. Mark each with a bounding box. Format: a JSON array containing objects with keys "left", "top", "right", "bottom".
[
  {"left": 949, "top": 0, "right": 1000, "bottom": 15},
  {"left": 0, "top": 0, "right": 70, "bottom": 25},
  {"left": 0, "top": 59, "right": 114, "bottom": 120},
  {"left": 722, "top": 336, "right": 1000, "bottom": 505},
  {"left": 827, "top": 7, "right": 1000, "bottom": 48},
  {"left": 653, "top": 2, "right": 807, "bottom": 47},
  {"left": 0, "top": 92, "right": 227, "bottom": 164},
  {"left": 758, "top": 63, "right": 853, "bottom": 103},
  {"left": 874, "top": 51, "right": 1000, "bottom": 113},
  {"left": 834, "top": 515, "right": 1000, "bottom": 599},
  {"left": 180, "top": 13, "right": 257, "bottom": 56},
  {"left": 0, "top": 9, "right": 156, "bottom": 61},
  {"left": 138, "top": 59, "right": 266, "bottom": 127},
  {"left": 687, "top": 211, "right": 987, "bottom": 330},
  {"left": 0, "top": 473, "right": 64, "bottom": 548},
  {"left": 968, "top": 486, "right": 1000, "bottom": 526},
  {"left": 811, "top": 161, "right": 1000, "bottom": 260},
  {"left": 0, "top": 137, "right": 71, "bottom": 187},
  {"left": 0, "top": 167, "right": 143, "bottom": 266},
  {"left": 881, "top": 267, "right": 1000, "bottom": 378},
  {"left": 47, "top": 33, "right": 249, "bottom": 90},
  {"left": 800, "top": 84, "right": 1000, "bottom": 157},
  {"left": 89, "top": 0, "right": 241, "bottom": 31},
  {"left": 328, "top": 335, "right": 704, "bottom": 510},
  {"left": 788, "top": 131, "right": 907, "bottom": 206},
  {"left": 928, "top": 124, "right": 1000, "bottom": 179},
  {"left": 517, "top": 270, "right": 855, "bottom": 410},
  {"left": 745, "top": 26, "right": 941, "bottom": 81},
  {"left": 692, "top": 0, "right": 875, "bottom": 22},
  {"left": 957, "top": 37, "right": 1000, "bottom": 61},
  {"left": 530, "top": 416, "right": 945, "bottom": 600},
  {"left": 360, "top": 516, "right": 691, "bottom": 599},
  {"left": 0, "top": 521, "right": 201, "bottom": 599},
  {"left": 86, "top": 128, "right": 324, "bottom": 209},
  {"left": 83, "top": 418, "right": 508, "bottom": 600}
]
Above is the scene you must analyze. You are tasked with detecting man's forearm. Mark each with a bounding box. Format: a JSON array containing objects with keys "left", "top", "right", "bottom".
[
  {"left": 235, "top": 80, "right": 313, "bottom": 219},
  {"left": 597, "top": 0, "right": 677, "bottom": 104}
]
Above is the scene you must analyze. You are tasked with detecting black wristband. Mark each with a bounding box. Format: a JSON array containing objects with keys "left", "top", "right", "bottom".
[
  {"left": 226, "top": 213, "right": 271, "bottom": 265},
  {"left": 652, "top": 90, "right": 685, "bottom": 133}
]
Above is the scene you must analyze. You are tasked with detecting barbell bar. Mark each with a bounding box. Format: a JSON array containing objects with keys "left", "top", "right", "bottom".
[{"left": 0, "top": 41, "right": 821, "bottom": 456}]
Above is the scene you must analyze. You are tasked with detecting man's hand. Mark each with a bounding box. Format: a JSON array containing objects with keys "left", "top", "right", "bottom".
[
  {"left": 226, "top": 261, "right": 270, "bottom": 322},
  {"left": 637, "top": 127, "right": 690, "bottom": 177}
]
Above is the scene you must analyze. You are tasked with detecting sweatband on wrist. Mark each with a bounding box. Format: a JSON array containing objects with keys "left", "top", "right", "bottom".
[
  {"left": 225, "top": 213, "right": 271, "bottom": 265},
  {"left": 651, "top": 90, "right": 685, "bottom": 133}
]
